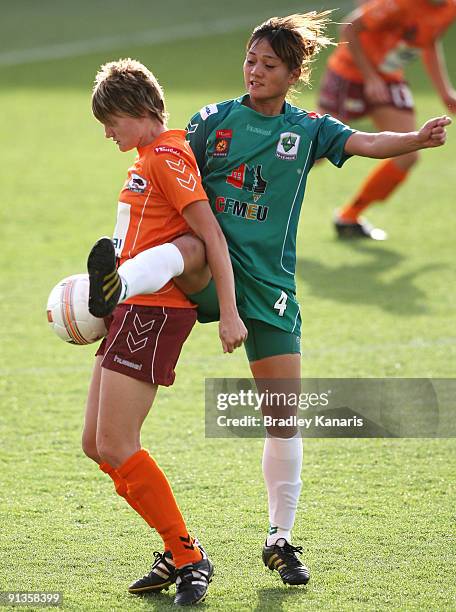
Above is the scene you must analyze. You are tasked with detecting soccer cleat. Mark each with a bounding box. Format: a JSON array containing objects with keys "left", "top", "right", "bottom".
[
  {"left": 262, "top": 538, "right": 310, "bottom": 585},
  {"left": 87, "top": 237, "right": 122, "bottom": 317},
  {"left": 334, "top": 215, "right": 387, "bottom": 241},
  {"left": 174, "top": 547, "right": 214, "bottom": 606},
  {"left": 128, "top": 550, "right": 176, "bottom": 593}
]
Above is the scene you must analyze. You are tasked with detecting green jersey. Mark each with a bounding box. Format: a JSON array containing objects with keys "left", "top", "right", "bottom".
[{"left": 186, "top": 95, "right": 354, "bottom": 333}]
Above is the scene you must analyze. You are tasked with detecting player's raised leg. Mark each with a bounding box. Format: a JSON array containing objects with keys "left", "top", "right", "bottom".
[
  {"left": 249, "top": 352, "right": 310, "bottom": 586},
  {"left": 87, "top": 233, "right": 207, "bottom": 318}
]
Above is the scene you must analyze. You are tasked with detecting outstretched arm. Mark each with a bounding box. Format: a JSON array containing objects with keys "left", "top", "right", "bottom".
[
  {"left": 422, "top": 40, "right": 456, "bottom": 114},
  {"left": 345, "top": 116, "right": 451, "bottom": 158}
]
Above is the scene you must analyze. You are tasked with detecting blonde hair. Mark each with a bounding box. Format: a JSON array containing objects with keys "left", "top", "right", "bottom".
[
  {"left": 247, "top": 12, "right": 334, "bottom": 86},
  {"left": 92, "top": 58, "right": 168, "bottom": 124}
]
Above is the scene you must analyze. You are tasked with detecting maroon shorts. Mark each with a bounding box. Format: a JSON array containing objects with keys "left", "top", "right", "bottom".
[
  {"left": 96, "top": 304, "right": 197, "bottom": 386},
  {"left": 318, "top": 68, "right": 414, "bottom": 121}
]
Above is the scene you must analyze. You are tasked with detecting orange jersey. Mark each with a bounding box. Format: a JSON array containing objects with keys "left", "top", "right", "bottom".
[
  {"left": 328, "top": 0, "right": 456, "bottom": 82},
  {"left": 113, "top": 129, "right": 207, "bottom": 308}
]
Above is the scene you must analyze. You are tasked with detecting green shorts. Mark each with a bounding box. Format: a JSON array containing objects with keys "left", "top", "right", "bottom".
[{"left": 188, "top": 280, "right": 301, "bottom": 362}]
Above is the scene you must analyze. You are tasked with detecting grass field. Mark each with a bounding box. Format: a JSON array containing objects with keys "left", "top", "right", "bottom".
[{"left": 1, "top": 1, "right": 455, "bottom": 610}]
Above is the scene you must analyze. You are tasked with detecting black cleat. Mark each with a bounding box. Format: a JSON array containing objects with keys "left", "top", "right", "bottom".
[
  {"left": 174, "top": 548, "right": 214, "bottom": 606},
  {"left": 262, "top": 538, "right": 310, "bottom": 585},
  {"left": 334, "top": 215, "right": 387, "bottom": 241},
  {"left": 87, "top": 237, "right": 122, "bottom": 317},
  {"left": 128, "top": 550, "right": 176, "bottom": 593}
]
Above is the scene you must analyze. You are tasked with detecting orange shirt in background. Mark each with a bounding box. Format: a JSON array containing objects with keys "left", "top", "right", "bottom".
[
  {"left": 328, "top": 0, "right": 456, "bottom": 82},
  {"left": 113, "top": 129, "right": 208, "bottom": 308}
]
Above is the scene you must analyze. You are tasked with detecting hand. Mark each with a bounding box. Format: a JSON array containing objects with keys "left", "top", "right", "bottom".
[
  {"left": 416, "top": 115, "right": 452, "bottom": 148},
  {"left": 364, "top": 74, "right": 391, "bottom": 104},
  {"left": 443, "top": 89, "right": 456, "bottom": 114},
  {"left": 219, "top": 313, "right": 248, "bottom": 353}
]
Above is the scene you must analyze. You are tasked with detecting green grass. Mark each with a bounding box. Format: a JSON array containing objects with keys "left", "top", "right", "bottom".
[{"left": 1, "top": 2, "right": 455, "bottom": 610}]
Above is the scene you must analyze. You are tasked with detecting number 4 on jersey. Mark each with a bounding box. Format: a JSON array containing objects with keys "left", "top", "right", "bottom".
[{"left": 274, "top": 291, "right": 288, "bottom": 317}]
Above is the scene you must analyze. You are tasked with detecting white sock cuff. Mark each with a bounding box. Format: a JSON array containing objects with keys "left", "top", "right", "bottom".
[
  {"left": 264, "top": 435, "right": 302, "bottom": 461},
  {"left": 158, "top": 243, "right": 185, "bottom": 276},
  {"left": 116, "top": 242, "right": 184, "bottom": 301}
]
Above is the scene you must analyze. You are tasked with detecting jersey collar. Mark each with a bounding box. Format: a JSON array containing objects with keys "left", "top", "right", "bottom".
[{"left": 236, "top": 94, "right": 291, "bottom": 117}]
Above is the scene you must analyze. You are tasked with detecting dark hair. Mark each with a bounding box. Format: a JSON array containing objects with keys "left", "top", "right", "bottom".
[{"left": 246, "top": 12, "right": 333, "bottom": 85}]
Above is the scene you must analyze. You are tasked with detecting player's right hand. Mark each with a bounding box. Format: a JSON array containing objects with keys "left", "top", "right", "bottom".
[
  {"left": 364, "top": 74, "right": 391, "bottom": 104},
  {"left": 417, "top": 115, "right": 452, "bottom": 148},
  {"left": 219, "top": 314, "right": 248, "bottom": 353}
]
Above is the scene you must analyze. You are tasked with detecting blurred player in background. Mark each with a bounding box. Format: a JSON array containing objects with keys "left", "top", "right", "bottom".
[
  {"left": 318, "top": 0, "right": 456, "bottom": 239},
  {"left": 88, "top": 13, "right": 450, "bottom": 590},
  {"left": 84, "top": 58, "right": 246, "bottom": 606}
]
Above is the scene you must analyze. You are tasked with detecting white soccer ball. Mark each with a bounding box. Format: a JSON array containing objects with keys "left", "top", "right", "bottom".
[{"left": 46, "top": 273, "right": 107, "bottom": 345}]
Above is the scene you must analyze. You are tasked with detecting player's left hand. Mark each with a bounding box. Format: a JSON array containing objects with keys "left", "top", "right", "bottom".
[
  {"left": 417, "top": 116, "right": 452, "bottom": 148},
  {"left": 219, "top": 314, "right": 248, "bottom": 353}
]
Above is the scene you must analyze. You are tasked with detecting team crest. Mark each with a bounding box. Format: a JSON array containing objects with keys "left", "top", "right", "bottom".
[
  {"left": 276, "top": 132, "right": 300, "bottom": 160},
  {"left": 127, "top": 173, "right": 148, "bottom": 193},
  {"left": 213, "top": 129, "right": 232, "bottom": 158}
]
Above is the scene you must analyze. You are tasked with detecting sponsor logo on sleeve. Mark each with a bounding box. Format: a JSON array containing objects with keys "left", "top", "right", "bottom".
[
  {"left": 213, "top": 129, "right": 232, "bottom": 158},
  {"left": 276, "top": 132, "right": 301, "bottom": 160},
  {"left": 200, "top": 103, "right": 218, "bottom": 120},
  {"left": 127, "top": 173, "right": 148, "bottom": 193}
]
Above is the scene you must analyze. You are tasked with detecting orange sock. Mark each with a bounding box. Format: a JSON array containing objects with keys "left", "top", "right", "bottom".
[
  {"left": 117, "top": 449, "right": 202, "bottom": 568},
  {"left": 339, "top": 159, "right": 408, "bottom": 223},
  {"left": 99, "top": 462, "right": 155, "bottom": 528}
]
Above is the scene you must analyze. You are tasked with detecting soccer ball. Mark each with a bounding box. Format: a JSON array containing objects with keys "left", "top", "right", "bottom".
[{"left": 46, "top": 273, "right": 107, "bottom": 345}]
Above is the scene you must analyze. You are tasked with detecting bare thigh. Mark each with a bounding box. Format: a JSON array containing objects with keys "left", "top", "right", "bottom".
[
  {"left": 250, "top": 353, "right": 301, "bottom": 438},
  {"left": 96, "top": 368, "right": 158, "bottom": 468},
  {"left": 82, "top": 355, "right": 104, "bottom": 463},
  {"left": 172, "top": 234, "right": 212, "bottom": 294}
]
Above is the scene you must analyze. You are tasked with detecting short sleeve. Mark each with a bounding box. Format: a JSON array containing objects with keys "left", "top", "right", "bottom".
[
  {"left": 313, "top": 115, "right": 355, "bottom": 168},
  {"left": 186, "top": 111, "right": 206, "bottom": 173},
  {"left": 147, "top": 147, "right": 208, "bottom": 214},
  {"left": 360, "top": 0, "right": 407, "bottom": 31}
]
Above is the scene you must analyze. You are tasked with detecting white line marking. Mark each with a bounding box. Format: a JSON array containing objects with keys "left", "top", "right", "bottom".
[
  {"left": 0, "top": 14, "right": 288, "bottom": 67},
  {"left": 0, "top": 2, "right": 353, "bottom": 67},
  {"left": 151, "top": 307, "right": 168, "bottom": 384}
]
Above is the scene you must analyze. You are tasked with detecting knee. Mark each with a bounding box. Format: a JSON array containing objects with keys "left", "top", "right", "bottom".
[
  {"left": 81, "top": 432, "right": 100, "bottom": 464},
  {"left": 96, "top": 434, "right": 134, "bottom": 469},
  {"left": 173, "top": 234, "right": 206, "bottom": 271},
  {"left": 96, "top": 440, "right": 121, "bottom": 468}
]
